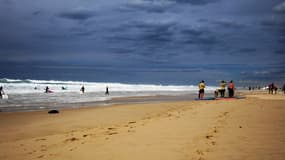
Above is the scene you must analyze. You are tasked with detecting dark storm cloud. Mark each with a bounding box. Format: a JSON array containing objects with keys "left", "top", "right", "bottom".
[
  {"left": 117, "top": 20, "right": 221, "bottom": 47},
  {"left": 1, "top": 0, "right": 285, "bottom": 84},
  {"left": 239, "top": 48, "right": 257, "bottom": 53},
  {"left": 108, "top": 20, "right": 176, "bottom": 44},
  {"left": 32, "top": 11, "right": 42, "bottom": 16},
  {"left": 264, "top": 1, "right": 285, "bottom": 36},
  {"left": 210, "top": 19, "right": 246, "bottom": 29},
  {"left": 261, "top": 19, "right": 285, "bottom": 28},
  {"left": 273, "top": 1, "right": 285, "bottom": 13},
  {"left": 278, "top": 37, "right": 285, "bottom": 43},
  {"left": 58, "top": 8, "right": 95, "bottom": 20},
  {"left": 169, "top": 0, "right": 219, "bottom": 5},
  {"left": 120, "top": 0, "right": 173, "bottom": 13},
  {"left": 240, "top": 67, "right": 285, "bottom": 82},
  {"left": 0, "top": 0, "right": 13, "bottom": 5},
  {"left": 119, "top": 0, "right": 219, "bottom": 13},
  {"left": 133, "top": 21, "right": 175, "bottom": 42},
  {"left": 179, "top": 27, "right": 220, "bottom": 46},
  {"left": 275, "top": 50, "right": 285, "bottom": 55},
  {"left": 180, "top": 28, "right": 203, "bottom": 36}
]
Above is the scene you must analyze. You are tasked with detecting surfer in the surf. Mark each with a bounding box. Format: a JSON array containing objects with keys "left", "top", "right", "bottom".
[
  {"left": 105, "top": 86, "right": 109, "bottom": 95},
  {"left": 45, "top": 86, "right": 49, "bottom": 93},
  {"left": 0, "top": 86, "right": 4, "bottom": 98},
  {"left": 198, "top": 80, "right": 205, "bottom": 99},
  {"left": 80, "top": 85, "right": 85, "bottom": 94},
  {"left": 228, "top": 80, "right": 235, "bottom": 97}
]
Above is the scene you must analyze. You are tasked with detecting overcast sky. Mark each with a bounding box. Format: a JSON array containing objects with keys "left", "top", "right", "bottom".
[{"left": 0, "top": 0, "right": 285, "bottom": 84}]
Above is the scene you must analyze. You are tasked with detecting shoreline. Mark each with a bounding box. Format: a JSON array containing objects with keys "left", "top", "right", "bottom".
[
  {"left": 0, "top": 89, "right": 251, "bottom": 113},
  {"left": 0, "top": 93, "right": 198, "bottom": 113},
  {"left": 1, "top": 91, "right": 285, "bottom": 160}
]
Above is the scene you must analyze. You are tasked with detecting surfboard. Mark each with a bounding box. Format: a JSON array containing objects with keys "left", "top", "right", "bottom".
[
  {"left": 1, "top": 94, "right": 8, "bottom": 99},
  {"left": 215, "top": 96, "right": 245, "bottom": 100},
  {"left": 195, "top": 97, "right": 216, "bottom": 100}
]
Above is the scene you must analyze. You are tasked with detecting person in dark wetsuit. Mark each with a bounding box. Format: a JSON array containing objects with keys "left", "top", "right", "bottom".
[
  {"left": 105, "top": 86, "right": 109, "bottom": 95},
  {"left": 45, "top": 86, "right": 49, "bottom": 93},
  {"left": 0, "top": 86, "right": 4, "bottom": 98},
  {"left": 80, "top": 85, "right": 85, "bottom": 94}
]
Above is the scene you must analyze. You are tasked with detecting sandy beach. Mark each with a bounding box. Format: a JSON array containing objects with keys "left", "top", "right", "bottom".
[{"left": 1, "top": 91, "right": 285, "bottom": 160}]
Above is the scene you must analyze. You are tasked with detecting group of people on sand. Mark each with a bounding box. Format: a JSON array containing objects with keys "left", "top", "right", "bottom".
[
  {"left": 268, "top": 83, "right": 285, "bottom": 94},
  {"left": 198, "top": 80, "right": 235, "bottom": 99},
  {"left": 268, "top": 83, "right": 278, "bottom": 94}
]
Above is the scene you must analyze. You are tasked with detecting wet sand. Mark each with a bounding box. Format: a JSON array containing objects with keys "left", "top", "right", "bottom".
[{"left": 0, "top": 91, "right": 285, "bottom": 160}]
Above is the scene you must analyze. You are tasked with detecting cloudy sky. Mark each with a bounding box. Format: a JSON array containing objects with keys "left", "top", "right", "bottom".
[{"left": 0, "top": 0, "right": 285, "bottom": 85}]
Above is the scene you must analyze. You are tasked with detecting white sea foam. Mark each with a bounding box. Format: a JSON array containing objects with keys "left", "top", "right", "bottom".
[
  {"left": 0, "top": 78, "right": 218, "bottom": 112},
  {"left": 0, "top": 78, "right": 216, "bottom": 94}
]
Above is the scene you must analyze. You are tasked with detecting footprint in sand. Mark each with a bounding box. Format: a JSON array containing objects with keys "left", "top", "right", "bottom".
[
  {"left": 107, "top": 132, "right": 118, "bottom": 135},
  {"left": 196, "top": 149, "right": 204, "bottom": 155},
  {"left": 195, "top": 150, "right": 207, "bottom": 160},
  {"left": 65, "top": 137, "right": 79, "bottom": 142},
  {"left": 128, "top": 121, "right": 136, "bottom": 124},
  {"left": 37, "top": 155, "right": 44, "bottom": 158},
  {"left": 211, "top": 141, "right": 216, "bottom": 145},
  {"left": 167, "top": 113, "right": 173, "bottom": 117},
  {"left": 128, "top": 129, "right": 135, "bottom": 133},
  {"left": 35, "top": 138, "right": 46, "bottom": 141},
  {"left": 198, "top": 157, "right": 206, "bottom": 160},
  {"left": 217, "top": 112, "right": 229, "bottom": 118},
  {"left": 213, "top": 127, "right": 218, "bottom": 133},
  {"left": 40, "top": 145, "right": 47, "bottom": 151},
  {"left": 108, "top": 127, "right": 117, "bottom": 130},
  {"left": 69, "top": 147, "right": 77, "bottom": 151},
  {"left": 205, "top": 134, "right": 214, "bottom": 139}
]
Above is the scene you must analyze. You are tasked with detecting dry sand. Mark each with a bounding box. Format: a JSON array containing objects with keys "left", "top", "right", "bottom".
[{"left": 1, "top": 92, "right": 285, "bottom": 160}]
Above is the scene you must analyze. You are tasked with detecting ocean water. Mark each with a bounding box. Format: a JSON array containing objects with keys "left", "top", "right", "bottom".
[{"left": 0, "top": 78, "right": 217, "bottom": 112}]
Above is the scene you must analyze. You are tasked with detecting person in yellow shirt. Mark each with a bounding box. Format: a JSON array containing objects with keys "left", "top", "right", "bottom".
[
  {"left": 198, "top": 80, "right": 205, "bottom": 99},
  {"left": 219, "top": 80, "right": 227, "bottom": 97}
]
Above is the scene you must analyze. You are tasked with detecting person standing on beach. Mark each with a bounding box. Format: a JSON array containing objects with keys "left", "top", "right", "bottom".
[
  {"left": 198, "top": 80, "right": 205, "bottom": 99},
  {"left": 274, "top": 85, "right": 278, "bottom": 94},
  {"left": 282, "top": 84, "right": 285, "bottom": 94},
  {"left": 228, "top": 80, "right": 235, "bottom": 97},
  {"left": 268, "top": 83, "right": 274, "bottom": 94},
  {"left": 219, "top": 80, "right": 227, "bottom": 97},
  {"left": 80, "top": 85, "right": 85, "bottom": 94}
]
